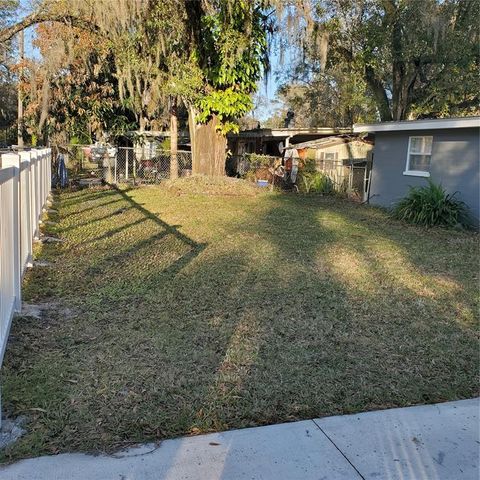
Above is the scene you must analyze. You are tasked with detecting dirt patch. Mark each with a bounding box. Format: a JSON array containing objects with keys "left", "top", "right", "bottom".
[{"left": 18, "top": 302, "right": 79, "bottom": 324}]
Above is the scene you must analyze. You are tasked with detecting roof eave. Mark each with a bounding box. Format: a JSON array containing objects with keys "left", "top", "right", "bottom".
[{"left": 353, "top": 117, "right": 480, "bottom": 133}]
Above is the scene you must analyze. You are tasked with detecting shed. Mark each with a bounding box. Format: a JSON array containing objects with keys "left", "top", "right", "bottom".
[
  {"left": 353, "top": 117, "right": 480, "bottom": 222},
  {"left": 291, "top": 135, "right": 373, "bottom": 164},
  {"left": 291, "top": 135, "right": 374, "bottom": 199}
]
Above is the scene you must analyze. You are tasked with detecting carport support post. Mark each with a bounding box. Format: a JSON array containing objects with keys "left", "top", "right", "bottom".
[
  {"left": 349, "top": 160, "right": 353, "bottom": 191},
  {"left": 133, "top": 151, "right": 136, "bottom": 179}
]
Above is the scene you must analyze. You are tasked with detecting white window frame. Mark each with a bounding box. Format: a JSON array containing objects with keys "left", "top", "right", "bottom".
[
  {"left": 324, "top": 152, "right": 338, "bottom": 161},
  {"left": 403, "top": 136, "right": 433, "bottom": 177}
]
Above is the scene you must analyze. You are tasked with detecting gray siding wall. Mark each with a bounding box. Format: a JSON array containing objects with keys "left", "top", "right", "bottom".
[{"left": 370, "top": 128, "right": 480, "bottom": 221}]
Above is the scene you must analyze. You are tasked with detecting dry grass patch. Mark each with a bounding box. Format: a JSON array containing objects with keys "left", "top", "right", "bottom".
[{"left": 159, "top": 175, "right": 262, "bottom": 196}]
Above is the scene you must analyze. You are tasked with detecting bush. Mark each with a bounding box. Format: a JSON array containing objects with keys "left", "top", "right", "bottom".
[
  {"left": 297, "top": 158, "right": 335, "bottom": 194},
  {"left": 393, "top": 180, "right": 472, "bottom": 228},
  {"left": 245, "top": 153, "right": 277, "bottom": 169},
  {"left": 298, "top": 171, "right": 334, "bottom": 194}
]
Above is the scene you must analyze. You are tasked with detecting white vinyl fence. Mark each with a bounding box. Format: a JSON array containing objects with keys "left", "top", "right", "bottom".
[{"left": 0, "top": 148, "right": 52, "bottom": 376}]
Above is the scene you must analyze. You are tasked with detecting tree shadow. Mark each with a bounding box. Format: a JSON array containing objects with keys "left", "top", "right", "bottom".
[
  {"left": 189, "top": 193, "right": 478, "bottom": 430},
  {"left": 1, "top": 188, "right": 477, "bottom": 462}
]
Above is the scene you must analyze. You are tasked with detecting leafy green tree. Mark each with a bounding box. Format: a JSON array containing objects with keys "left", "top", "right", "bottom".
[
  {"left": 21, "top": 21, "right": 134, "bottom": 145},
  {"left": 275, "top": 68, "right": 378, "bottom": 127},
  {"left": 0, "top": 0, "right": 270, "bottom": 175},
  {"left": 276, "top": 0, "right": 479, "bottom": 121},
  {"left": 183, "top": 0, "right": 270, "bottom": 175},
  {"left": 0, "top": 0, "right": 19, "bottom": 139}
]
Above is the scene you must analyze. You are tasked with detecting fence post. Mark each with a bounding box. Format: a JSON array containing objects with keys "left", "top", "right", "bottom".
[
  {"left": 29, "top": 149, "right": 40, "bottom": 239},
  {"left": 33, "top": 149, "right": 42, "bottom": 228},
  {"left": 39, "top": 149, "right": 43, "bottom": 213},
  {"left": 0, "top": 154, "right": 21, "bottom": 313},
  {"left": 46, "top": 148, "right": 52, "bottom": 194},
  {"left": 42, "top": 149, "right": 47, "bottom": 210},
  {"left": 40, "top": 149, "right": 47, "bottom": 213},
  {"left": 348, "top": 161, "right": 353, "bottom": 191},
  {"left": 19, "top": 151, "right": 33, "bottom": 270}
]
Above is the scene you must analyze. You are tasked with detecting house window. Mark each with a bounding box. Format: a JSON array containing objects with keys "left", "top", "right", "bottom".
[
  {"left": 316, "top": 151, "right": 338, "bottom": 170},
  {"left": 404, "top": 136, "right": 432, "bottom": 177}
]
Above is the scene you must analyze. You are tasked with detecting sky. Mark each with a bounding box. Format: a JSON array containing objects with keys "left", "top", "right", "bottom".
[
  {"left": 252, "top": 44, "right": 294, "bottom": 123},
  {"left": 254, "top": 70, "right": 282, "bottom": 122},
  {"left": 17, "top": 0, "right": 39, "bottom": 59}
]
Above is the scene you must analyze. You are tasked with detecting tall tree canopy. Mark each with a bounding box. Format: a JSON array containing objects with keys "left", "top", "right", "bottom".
[
  {"left": 26, "top": 22, "right": 131, "bottom": 144},
  {"left": 275, "top": 0, "right": 480, "bottom": 123},
  {"left": 1, "top": 0, "right": 478, "bottom": 168},
  {"left": 185, "top": 0, "right": 270, "bottom": 174},
  {"left": 1, "top": 0, "right": 270, "bottom": 174},
  {"left": 0, "top": 0, "right": 19, "bottom": 136}
]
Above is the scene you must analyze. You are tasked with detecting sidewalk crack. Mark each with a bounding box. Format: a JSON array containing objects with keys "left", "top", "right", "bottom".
[{"left": 312, "top": 419, "right": 366, "bottom": 480}]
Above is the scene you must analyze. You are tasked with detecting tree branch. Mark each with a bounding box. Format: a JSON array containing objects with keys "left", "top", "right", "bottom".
[
  {"left": 336, "top": 44, "right": 392, "bottom": 121},
  {"left": 0, "top": 12, "right": 100, "bottom": 44}
]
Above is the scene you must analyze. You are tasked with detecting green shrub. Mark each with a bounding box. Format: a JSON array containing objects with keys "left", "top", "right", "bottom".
[
  {"left": 160, "top": 137, "right": 171, "bottom": 151},
  {"left": 245, "top": 153, "right": 277, "bottom": 169},
  {"left": 298, "top": 171, "right": 334, "bottom": 194},
  {"left": 393, "top": 180, "right": 472, "bottom": 228},
  {"left": 302, "top": 158, "right": 317, "bottom": 174}
]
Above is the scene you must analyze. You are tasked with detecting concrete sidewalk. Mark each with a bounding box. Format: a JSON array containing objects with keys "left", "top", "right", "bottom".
[{"left": 0, "top": 398, "right": 478, "bottom": 480}]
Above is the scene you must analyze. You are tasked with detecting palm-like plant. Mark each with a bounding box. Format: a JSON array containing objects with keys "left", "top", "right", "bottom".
[{"left": 393, "top": 180, "right": 472, "bottom": 228}]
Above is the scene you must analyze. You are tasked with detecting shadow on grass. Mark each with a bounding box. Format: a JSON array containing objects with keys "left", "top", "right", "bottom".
[
  {"left": 57, "top": 206, "right": 136, "bottom": 234},
  {"left": 1, "top": 187, "right": 477, "bottom": 462}
]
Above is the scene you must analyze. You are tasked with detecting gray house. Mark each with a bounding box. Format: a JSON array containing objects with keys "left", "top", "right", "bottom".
[{"left": 353, "top": 117, "right": 480, "bottom": 222}]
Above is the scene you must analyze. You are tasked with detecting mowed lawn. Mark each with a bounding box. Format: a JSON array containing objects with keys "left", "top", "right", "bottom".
[{"left": 2, "top": 181, "right": 479, "bottom": 461}]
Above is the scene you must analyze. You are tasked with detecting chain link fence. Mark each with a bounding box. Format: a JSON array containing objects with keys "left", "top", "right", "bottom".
[
  {"left": 53, "top": 145, "right": 192, "bottom": 185},
  {"left": 52, "top": 145, "right": 370, "bottom": 200},
  {"left": 228, "top": 153, "right": 372, "bottom": 201},
  {"left": 115, "top": 148, "right": 192, "bottom": 184}
]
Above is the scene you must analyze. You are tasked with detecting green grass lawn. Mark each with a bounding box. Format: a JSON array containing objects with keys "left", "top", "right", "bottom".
[{"left": 2, "top": 181, "right": 479, "bottom": 461}]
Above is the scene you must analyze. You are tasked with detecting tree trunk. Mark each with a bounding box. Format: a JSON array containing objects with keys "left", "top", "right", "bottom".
[
  {"left": 38, "top": 73, "right": 50, "bottom": 142},
  {"left": 386, "top": 0, "right": 414, "bottom": 121},
  {"left": 188, "top": 108, "right": 227, "bottom": 176},
  {"left": 170, "top": 97, "right": 178, "bottom": 179},
  {"left": 17, "top": 29, "right": 24, "bottom": 148},
  {"left": 364, "top": 65, "right": 392, "bottom": 122},
  {"left": 391, "top": 15, "right": 407, "bottom": 121}
]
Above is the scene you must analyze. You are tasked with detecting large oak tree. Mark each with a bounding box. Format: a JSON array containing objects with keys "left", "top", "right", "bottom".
[
  {"left": 0, "top": 0, "right": 270, "bottom": 176},
  {"left": 276, "top": 0, "right": 479, "bottom": 122}
]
